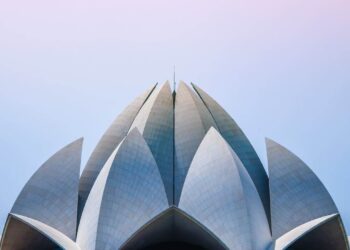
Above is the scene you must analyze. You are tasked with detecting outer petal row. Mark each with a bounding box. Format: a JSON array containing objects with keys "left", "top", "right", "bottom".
[
  {"left": 78, "top": 84, "right": 157, "bottom": 215},
  {"left": 271, "top": 213, "right": 348, "bottom": 250},
  {"left": 129, "top": 82, "right": 174, "bottom": 204},
  {"left": 77, "top": 129, "right": 168, "bottom": 250},
  {"left": 1, "top": 213, "right": 79, "bottom": 250},
  {"left": 174, "top": 81, "right": 218, "bottom": 204},
  {"left": 192, "top": 83, "right": 270, "bottom": 222},
  {"left": 266, "top": 138, "right": 338, "bottom": 238},
  {"left": 179, "top": 128, "right": 271, "bottom": 250},
  {"left": 11, "top": 138, "right": 82, "bottom": 240}
]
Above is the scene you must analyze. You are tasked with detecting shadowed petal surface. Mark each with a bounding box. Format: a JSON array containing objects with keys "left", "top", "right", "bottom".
[{"left": 1, "top": 213, "right": 79, "bottom": 250}]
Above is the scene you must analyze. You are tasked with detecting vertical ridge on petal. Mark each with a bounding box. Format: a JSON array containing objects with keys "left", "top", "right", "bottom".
[
  {"left": 129, "top": 82, "right": 174, "bottom": 204},
  {"left": 233, "top": 150, "right": 272, "bottom": 249},
  {"left": 191, "top": 83, "right": 270, "bottom": 224},
  {"left": 95, "top": 128, "right": 168, "bottom": 249},
  {"left": 77, "top": 144, "right": 120, "bottom": 250},
  {"left": 78, "top": 128, "right": 169, "bottom": 250},
  {"left": 266, "top": 138, "right": 338, "bottom": 238},
  {"left": 179, "top": 128, "right": 270, "bottom": 249},
  {"left": 11, "top": 138, "right": 83, "bottom": 240},
  {"left": 78, "top": 84, "right": 157, "bottom": 216},
  {"left": 174, "top": 81, "right": 218, "bottom": 204}
]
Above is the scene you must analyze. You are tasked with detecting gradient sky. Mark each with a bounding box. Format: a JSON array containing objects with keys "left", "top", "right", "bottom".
[{"left": 1, "top": 0, "right": 350, "bottom": 233}]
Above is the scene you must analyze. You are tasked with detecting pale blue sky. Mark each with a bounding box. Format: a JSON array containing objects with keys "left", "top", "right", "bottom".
[{"left": 1, "top": 0, "right": 349, "bottom": 233}]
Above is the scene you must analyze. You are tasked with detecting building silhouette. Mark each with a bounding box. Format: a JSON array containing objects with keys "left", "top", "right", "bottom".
[{"left": 1, "top": 82, "right": 348, "bottom": 249}]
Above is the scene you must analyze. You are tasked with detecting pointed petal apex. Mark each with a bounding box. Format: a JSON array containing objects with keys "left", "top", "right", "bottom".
[
  {"left": 129, "top": 81, "right": 174, "bottom": 204},
  {"left": 11, "top": 139, "right": 82, "bottom": 239},
  {"left": 180, "top": 125, "right": 271, "bottom": 249},
  {"left": 79, "top": 124, "right": 168, "bottom": 250},
  {"left": 174, "top": 83, "right": 218, "bottom": 204},
  {"left": 265, "top": 137, "right": 282, "bottom": 149},
  {"left": 78, "top": 84, "right": 156, "bottom": 214},
  {"left": 192, "top": 84, "right": 270, "bottom": 225},
  {"left": 267, "top": 139, "right": 338, "bottom": 238}
]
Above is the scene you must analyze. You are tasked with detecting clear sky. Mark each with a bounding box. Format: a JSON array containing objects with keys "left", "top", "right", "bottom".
[{"left": 1, "top": 0, "right": 350, "bottom": 233}]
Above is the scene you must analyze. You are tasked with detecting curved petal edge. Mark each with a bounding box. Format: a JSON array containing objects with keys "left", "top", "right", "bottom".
[
  {"left": 266, "top": 138, "right": 338, "bottom": 238},
  {"left": 11, "top": 138, "right": 83, "bottom": 240}
]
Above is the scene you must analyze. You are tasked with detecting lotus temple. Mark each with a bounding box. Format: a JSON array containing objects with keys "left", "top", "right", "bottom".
[{"left": 0, "top": 82, "right": 348, "bottom": 250}]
